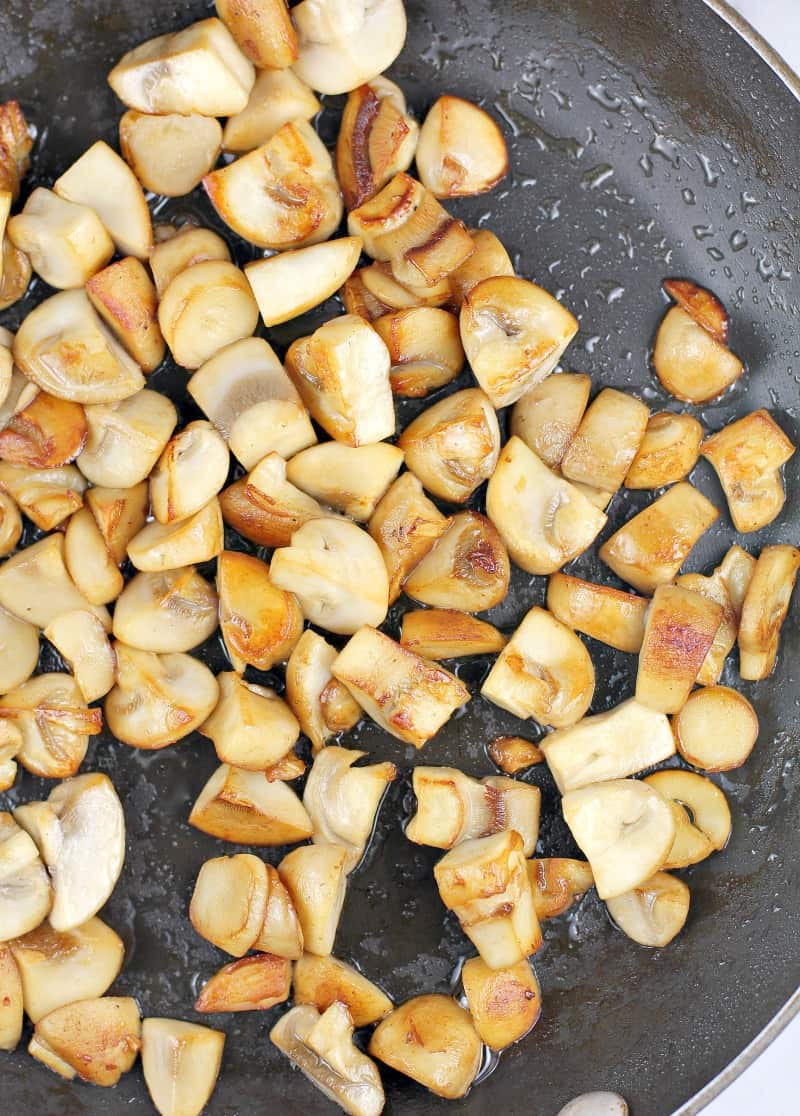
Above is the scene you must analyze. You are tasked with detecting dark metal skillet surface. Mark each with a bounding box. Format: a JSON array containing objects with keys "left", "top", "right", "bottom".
[{"left": 1, "top": 0, "right": 799, "bottom": 1113}]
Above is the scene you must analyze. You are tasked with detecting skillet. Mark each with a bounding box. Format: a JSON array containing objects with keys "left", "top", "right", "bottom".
[{"left": 1, "top": 0, "right": 799, "bottom": 1112}]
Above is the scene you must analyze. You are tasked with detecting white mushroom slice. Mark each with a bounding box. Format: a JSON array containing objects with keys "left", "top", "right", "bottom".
[
  {"left": 509, "top": 371, "right": 591, "bottom": 468},
  {"left": 404, "top": 512, "right": 510, "bottom": 612},
  {"left": 200, "top": 672, "right": 299, "bottom": 770},
  {"left": 13, "top": 290, "right": 145, "bottom": 405},
  {"left": 673, "top": 685, "right": 758, "bottom": 771},
  {"left": 460, "top": 276, "right": 579, "bottom": 408},
  {"left": 113, "top": 568, "right": 218, "bottom": 653},
  {"left": 119, "top": 111, "right": 222, "bottom": 198},
  {"left": 108, "top": 17, "right": 254, "bottom": 115},
  {"left": 217, "top": 0, "right": 297, "bottom": 67},
  {"left": 223, "top": 67, "right": 319, "bottom": 153},
  {"left": 218, "top": 550, "right": 303, "bottom": 671},
  {"left": 7, "top": 188, "right": 114, "bottom": 288},
  {"left": 158, "top": 259, "right": 259, "bottom": 370},
  {"left": 77, "top": 389, "right": 177, "bottom": 487},
  {"left": 63, "top": 506, "right": 124, "bottom": 606},
  {"left": 486, "top": 436, "right": 607, "bottom": 575},
  {"left": 624, "top": 411, "right": 704, "bottom": 489},
  {"left": 560, "top": 388, "right": 649, "bottom": 494},
  {"left": 8, "top": 917, "right": 124, "bottom": 1022},
  {"left": 675, "top": 568, "right": 737, "bottom": 686},
  {"left": 343, "top": 260, "right": 454, "bottom": 318},
  {"left": 278, "top": 843, "right": 348, "bottom": 956},
  {"left": 700, "top": 409, "right": 795, "bottom": 533},
  {"left": 86, "top": 256, "right": 165, "bottom": 373},
  {"left": 526, "top": 858, "right": 595, "bottom": 920},
  {"left": 285, "top": 630, "right": 361, "bottom": 753},
  {"left": 0, "top": 673, "right": 101, "bottom": 778},
  {"left": 417, "top": 95, "right": 508, "bottom": 197},
  {"left": 204, "top": 120, "right": 342, "bottom": 250},
  {"left": 482, "top": 606, "right": 594, "bottom": 728},
  {"left": 399, "top": 388, "right": 500, "bottom": 503},
  {"left": 254, "top": 865, "right": 304, "bottom": 958},
  {"left": 462, "top": 957, "right": 541, "bottom": 1050},
  {"left": 407, "top": 767, "right": 540, "bottom": 855},
  {"left": 644, "top": 770, "right": 732, "bottom": 851},
  {"left": 368, "top": 471, "right": 447, "bottom": 603},
  {"left": 448, "top": 227, "right": 515, "bottom": 307},
  {"left": 540, "top": 698, "right": 675, "bottom": 793},
  {"left": 738, "top": 544, "right": 800, "bottom": 680},
  {"left": 294, "top": 954, "right": 393, "bottom": 1026},
  {"left": 0, "top": 944, "right": 23, "bottom": 1049},
  {"left": 195, "top": 952, "right": 290, "bottom": 1014},
  {"left": 271, "top": 518, "right": 389, "bottom": 635},
  {"left": 127, "top": 498, "right": 223, "bottom": 572},
  {"left": 0, "top": 533, "right": 110, "bottom": 630},
  {"left": 285, "top": 315, "right": 394, "bottom": 447},
  {"left": 150, "top": 226, "right": 231, "bottom": 297},
  {"left": 606, "top": 871, "right": 690, "bottom": 948},
  {"left": 220, "top": 451, "right": 323, "bottom": 548},
  {"left": 31, "top": 997, "right": 141, "bottom": 1086},
  {"left": 599, "top": 482, "right": 719, "bottom": 594},
  {"left": 400, "top": 609, "right": 506, "bottom": 659},
  {"left": 247, "top": 237, "right": 363, "bottom": 328},
  {"left": 0, "top": 813, "right": 52, "bottom": 941},
  {"left": 0, "top": 606, "right": 39, "bottom": 693},
  {"left": 336, "top": 77, "right": 419, "bottom": 210},
  {"left": 636, "top": 585, "right": 723, "bottom": 713},
  {"left": 14, "top": 773, "right": 124, "bottom": 932},
  {"left": 547, "top": 573, "right": 649, "bottom": 654},
  {"left": 561, "top": 779, "right": 676, "bottom": 900},
  {"left": 434, "top": 831, "right": 541, "bottom": 969},
  {"left": 303, "top": 746, "right": 397, "bottom": 871},
  {"left": 0, "top": 492, "right": 21, "bottom": 557},
  {"left": 84, "top": 482, "right": 149, "bottom": 565},
  {"left": 189, "top": 853, "right": 268, "bottom": 957},
  {"left": 150, "top": 421, "right": 229, "bottom": 525},
  {"left": 141, "top": 1018, "right": 225, "bottom": 1116},
  {"left": 0, "top": 461, "right": 85, "bottom": 531},
  {"left": 189, "top": 336, "right": 316, "bottom": 469},
  {"left": 293, "top": 0, "right": 407, "bottom": 95},
  {"left": 654, "top": 306, "right": 742, "bottom": 404},
  {"left": 0, "top": 235, "right": 31, "bottom": 311},
  {"left": 105, "top": 643, "right": 219, "bottom": 750},
  {"left": 190, "top": 764, "right": 313, "bottom": 844},
  {"left": 372, "top": 306, "right": 463, "bottom": 398},
  {"left": 332, "top": 626, "right": 469, "bottom": 748},
  {"left": 286, "top": 442, "right": 403, "bottom": 522}
]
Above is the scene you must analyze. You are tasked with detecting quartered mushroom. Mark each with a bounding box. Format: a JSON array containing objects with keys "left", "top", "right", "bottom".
[
  {"left": 447, "top": 227, "right": 515, "bottom": 307},
  {"left": 0, "top": 390, "right": 87, "bottom": 470},
  {"left": 256, "top": 865, "right": 304, "bottom": 959},
  {"left": 150, "top": 421, "right": 229, "bottom": 525},
  {"left": 271, "top": 1002, "right": 385, "bottom": 1116},
  {"left": 0, "top": 606, "right": 39, "bottom": 693},
  {"left": 0, "top": 100, "right": 33, "bottom": 201},
  {"left": 0, "top": 461, "right": 85, "bottom": 531},
  {"left": 158, "top": 259, "right": 259, "bottom": 370},
  {"left": 332, "top": 626, "right": 469, "bottom": 748},
  {"left": 482, "top": 606, "right": 595, "bottom": 727},
  {"left": 560, "top": 387, "right": 649, "bottom": 498},
  {"left": 65, "top": 488, "right": 126, "bottom": 602},
  {"left": 407, "top": 766, "right": 540, "bottom": 855},
  {"left": 342, "top": 260, "right": 453, "bottom": 319},
  {"left": 86, "top": 256, "right": 165, "bottom": 373},
  {"left": 200, "top": 672, "right": 299, "bottom": 770},
  {"left": 246, "top": 237, "right": 363, "bottom": 328},
  {"left": 223, "top": 68, "right": 320, "bottom": 153},
  {"left": 150, "top": 225, "right": 231, "bottom": 297},
  {"left": 404, "top": 512, "right": 511, "bottom": 612},
  {"left": 216, "top": 0, "right": 297, "bottom": 68},
  {"left": 486, "top": 436, "right": 607, "bottom": 575},
  {"left": 674, "top": 685, "right": 758, "bottom": 771},
  {"left": 220, "top": 452, "right": 323, "bottom": 548},
  {"left": 660, "top": 798, "right": 715, "bottom": 870},
  {"left": 0, "top": 492, "right": 21, "bottom": 557},
  {"left": 644, "top": 770, "right": 732, "bottom": 853},
  {"left": 717, "top": 543, "right": 757, "bottom": 616},
  {"left": 0, "top": 944, "right": 22, "bottom": 1050},
  {"left": 461, "top": 957, "right": 541, "bottom": 1050},
  {"left": 264, "top": 751, "right": 306, "bottom": 782},
  {"left": 526, "top": 858, "right": 595, "bottom": 920},
  {"left": 113, "top": 567, "right": 218, "bottom": 653},
  {"left": 77, "top": 389, "right": 177, "bottom": 487},
  {"left": 285, "top": 630, "right": 361, "bottom": 753},
  {"left": 278, "top": 843, "right": 349, "bottom": 956},
  {"left": 14, "top": 773, "right": 125, "bottom": 932},
  {"left": 417, "top": 95, "right": 508, "bottom": 197},
  {"left": 141, "top": 1017, "right": 225, "bottom": 1116},
  {"left": 0, "top": 236, "right": 31, "bottom": 311},
  {"left": 653, "top": 279, "right": 743, "bottom": 403},
  {"left": 292, "top": 0, "right": 407, "bottom": 95},
  {"left": 400, "top": 609, "right": 506, "bottom": 659},
  {"left": 372, "top": 306, "right": 464, "bottom": 397},
  {"left": 487, "top": 736, "right": 544, "bottom": 775},
  {"left": 624, "top": 411, "right": 704, "bottom": 489},
  {"left": 738, "top": 544, "right": 800, "bottom": 680},
  {"left": 195, "top": 952, "right": 291, "bottom": 1014},
  {"left": 636, "top": 584, "right": 723, "bottom": 713},
  {"left": 105, "top": 643, "right": 220, "bottom": 749},
  {"left": 29, "top": 996, "right": 141, "bottom": 1086},
  {"left": 675, "top": 566, "right": 738, "bottom": 686},
  {"left": 120, "top": 111, "right": 222, "bottom": 198},
  {"left": 189, "top": 853, "right": 269, "bottom": 957},
  {"left": 336, "top": 77, "right": 419, "bottom": 210},
  {"left": 606, "top": 872, "right": 690, "bottom": 948},
  {"left": 368, "top": 471, "right": 447, "bottom": 603},
  {"left": 0, "top": 813, "right": 52, "bottom": 941},
  {"left": 0, "top": 673, "right": 102, "bottom": 777},
  {"left": 127, "top": 497, "right": 223, "bottom": 571},
  {"left": 190, "top": 764, "right": 313, "bottom": 845},
  {"left": 43, "top": 611, "right": 115, "bottom": 703},
  {"left": 286, "top": 441, "right": 404, "bottom": 521},
  {"left": 509, "top": 371, "right": 591, "bottom": 468},
  {"left": 7, "top": 187, "right": 114, "bottom": 289},
  {"left": 546, "top": 573, "right": 649, "bottom": 654},
  {"left": 0, "top": 533, "right": 110, "bottom": 630},
  {"left": 0, "top": 721, "right": 21, "bottom": 792},
  {"left": 293, "top": 953, "right": 393, "bottom": 1027},
  {"left": 217, "top": 550, "right": 303, "bottom": 672}
]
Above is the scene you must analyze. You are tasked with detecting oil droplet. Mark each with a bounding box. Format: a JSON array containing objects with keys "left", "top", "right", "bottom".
[
  {"left": 650, "top": 133, "right": 679, "bottom": 166},
  {"left": 587, "top": 83, "right": 624, "bottom": 112},
  {"left": 725, "top": 203, "right": 736, "bottom": 219},
  {"left": 693, "top": 224, "right": 714, "bottom": 240},
  {"left": 757, "top": 255, "right": 775, "bottom": 281},
  {"left": 741, "top": 190, "right": 758, "bottom": 209},
  {"left": 707, "top": 246, "right": 724, "bottom": 262},
  {"left": 581, "top": 164, "right": 615, "bottom": 190},
  {"left": 697, "top": 152, "right": 719, "bottom": 186},
  {"left": 584, "top": 335, "right": 602, "bottom": 354},
  {"left": 729, "top": 230, "right": 748, "bottom": 252},
  {"left": 638, "top": 153, "right": 653, "bottom": 177},
  {"left": 681, "top": 188, "right": 696, "bottom": 205}
]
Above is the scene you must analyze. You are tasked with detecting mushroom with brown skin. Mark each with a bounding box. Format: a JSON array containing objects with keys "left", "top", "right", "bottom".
[
  {"left": 644, "top": 770, "right": 732, "bottom": 853},
  {"left": 0, "top": 944, "right": 23, "bottom": 1050},
  {"left": 220, "top": 452, "right": 324, "bottom": 548},
  {"left": 286, "top": 442, "right": 404, "bottom": 521},
  {"left": 292, "top": 0, "right": 407, "bottom": 95},
  {"left": 653, "top": 278, "right": 743, "bottom": 403},
  {"left": 127, "top": 498, "right": 224, "bottom": 572},
  {"left": 200, "top": 672, "right": 300, "bottom": 771},
  {"left": 43, "top": 609, "right": 116, "bottom": 702},
  {"left": 293, "top": 954, "right": 393, "bottom": 1026},
  {"left": 0, "top": 461, "right": 86, "bottom": 531},
  {"left": 223, "top": 68, "right": 319, "bottom": 153},
  {"left": 189, "top": 853, "right": 269, "bottom": 957},
  {"left": 77, "top": 389, "right": 178, "bottom": 488},
  {"left": 336, "top": 77, "right": 419, "bottom": 210},
  {"left": 527, "top": 858, "right": 595, "bottom": 920},
  {"left": 0, "top": 391, "right": 87, "bottom": 470},
  {"left": 217, "top": 549, "right": 303, "bottom": 672},
  {"left": 112, "top": 567, "right": 219, "bottom": 653},
  {"left": 195, "top": 952, "right": 291, "bottom": 1014},
  {"left": 246, "top": 237, "right": 363, "bottom": 328},
  {"left": 606, "top": 872, "right": 690, "bottom": 947},
  {"left": 7, "top": 188, "right": 114, "bottom": 289},
  {"left": 0, "top": 813, "right": 52, "bottom": 941},
  {"left": 368, "top": 471, "right": 448, "bottom": 603},
  {"left": 149, "top": 225, "right": 231, "bottom": 298},
  {"left": 189, "top": 764, "right": 313, "bottom": 845},
  {"left": 158, "top": 260, "right": 259, "bottom": 370},
  {"left": 546, "top": 573, "right": 649, "bottom": 654},
  {"left": 738, "top": 545, "right": 800, "bottom": 680},
  {"left": 278, "top": 844, "right": 348, "bottom": 956},
  {"left": 0, "top": 533, "right": 111, "bottom": 631},
  {"left": 624, "top": 411, "right": 704, "bottom": 489},
  {"left": 400, "top": 609, "right": 506, "bottom": 659},
  {"left": 447, "top": 227, "right": 515, "bottom": 307},
  {"left": 0, "top": 674, "right": 101, "bottom": 779},
  {"left": 509, "top": 371, "right": 591, "bottom": 468},
  {"left": 417, "top": 95, "right": 508, "bottom": 197},
  {"left": 342, "top": 260, "right": 453, "bottom": 319},
  {"left": 560, "top": 387, "right": 649, "bottom": 498},
  {"left": 635, "top": 584, "right": 723, "bottom": 713},
  {"left": 29, "top": 997, "right": 141, "bottom": 1086},
  {"left": 404, "top": 512, "right": 510, "bottom": 613},
  {"left": 141, "top": 1017, "right": 225, "bottom": 1116},
  {"left": 372, "top": 306, "right": 464, "bottom": 397},
  {"left": 285, "top": 630, "right": 362, "bottom": 754},
  {"left": 120, "top": 111, "right": 223, "bottom": 198},
  {"left": 85, "top": 256, "right": 166, "bottom": 372},
  {"left": 461, "top": 957, "right": 541, "bottom": 1050},
  {"left": 673, "top": 686, "right": 758, "bottom": 771}
]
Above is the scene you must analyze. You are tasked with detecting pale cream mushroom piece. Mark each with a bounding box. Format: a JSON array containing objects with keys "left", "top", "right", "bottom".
[
  {"left": 461, "top": 957, "right": 541, "bottom": 1050},
  {"left": 189, "top": 853, "right": 268, "bottom": 957},
  {"left": 188, "top": 336, "right": 316, "bottom": 469},
  {"left": 223, "top": 67, "right": 319, "bottom": 153},
  {"left": 285, "top": 630, "right": 361, "bottom": 754},
  {"left": 404, "top": 512, "right": 511, "bottom": 612},
  {"left": 624, "top": 411, "right": 704, "bottom": 489},
  {"left": 546, "top": 573, "right": 649, "bottom": 654},
  {"left": 8, "top": 917, "right": 124, "bottom": 1022},
  {"left": 150, "top": 421, "right": 229, "bottom": 525},
  {"left": 13, "top": 290, "right": 145, "bottom": 405},
  {"left": 0, "top": 944, "right": 23, "bottom": 1050},
  {"left": 662, "top": 276, "right": 730, "bottom": 341},
  {"left": 0, "top": 102, "right": 32, "bottom": 200},
  {"left": 644, "top": 769, "right": 732, "bottom": 852},
  {"left": 561, "top": 778, "right": 676, "bottom": 900},
  {"left": 599, "top": 481, "right": 719, "bottom": 594},
  {"left": 0, "top": 721, "right": 21, "bottom": 792},
  {"left": 539, "top": 698, "right": 675, "bottom": 794},
  {"left": 447, "top": 227, "right": 515, "bottom": 307},
  {"left": 271, "top": 518, "right": 389, "bottom": 635},
  {"left": 77, "top": 389, "right": 178, "bottom": 487},
  {"left": 285, "top": 314, "right": 395, "bottom": 446},
  {"left": 7, "top": 187, "right": 114, "bottom": 289},
  {"left": 200, "top": 672, "right": 300, "bottom": 770},
  {"left": 85, "top": 482, "right": 150, "bottom": 564},
  {"left": 407, "top": 766, "right": 540, "bottom": 855},
  {"left": 217, "top": 0, "right": 297, "bottom": 67},
  {"left": 434, "top": 831, "right": 541, "bottom": 969},
  {"left": 86, "top": 256, "right": 165, "bottom": 372},
  {"left": 368, "top": 471, "right": 448, "bottom": 603},
  {"left": 255, "top": 865, "right": 304, "bottom": 959},
  {"left": 204, "top": 120, "right": 342, "bottom": 250},
  {"left": 0, "top": 461, "right": 86, "bottom": 531},
  {"left": 417, "top": 95, "right": 508, "bottom": 197},
  {"left": 286, "top": 441, "right": 403, "bottom": 521},
  {"left": 400, "top": 609, "right": 506, "bottom": 659},
  {"left": 127, "top": 497, "right": 224, "bottom": 572},
  {"left": 482, "top": 606, "right": 595, "bottom": 728},
  {"left": 113, "top": 568, "right": 218, "bottom": 653},
  {"left": 149, "top": 225, "right": 231, "bottom": 298},
  {"left": 526, "top": 858, "right": 595, "bottom": 920},
  {"left": 220, "top": 452, "right": 324, "bottom": 548},
  {"left": 675, "top": 567, "right": 737, "bottom": 686},
  {"left": 660, "top": 797, "right": 715, "bottom": 870},
  {"left": 0, "top": 390, "right": 85, "bottom": 470},
  {"left": 372, "top": 306, "right": 464, "bottom": 398},
  {"left": 0, "top": 342, "right": 11, "bottom": 409},
  {"left": 0, "top": 533, "right": 111, "bottom": 631},
  {"left": 336, "top": 77, "right": 419, "bottom": 210},
  {"left": 606, "top": 871, "right": 690, "bottom": 948},
  {"left": 190, "top": 764, "right": 313, "bottom": 845},
  {"left": 636, "top": 584, "right": 723, "bottom": 714},
  {"left": 460, "top": 276, "right": 579, "bottom": 408},
  {"left": 399, "top": 388, "right": 500, "bottom": 502},
  {"left": 246, "top": 237, "right": 363, "bottom": 328},
  {"left": 292, "top": 0, "right": 407, "bottom": 95},
  {"left": 654, "top": 290, "right": 743, "bottom": 403},
  {"left": 217, "top": 549, "right": 303, "bottom": 671},
  {"left": 560, "top": 387, "right": 649, "bottom": 494},
  {"left": 486, "top": 436, "right": 607, "bottom": 575},
  {"left": 41, "top": 611, "right": 114, "bottom": 704},
  {"left": 717, "top": 543, "right": 757, "bottom": 616},
  {"left": 64, "top": 507, "right": 124, "bottom": 606},
  {"left": 14, "top": 773, "right": 124, "bottom": 932},
  {"left": 487, "top": 735, "right": 544, "bottom": 775},
  {"left": 30, "top": 997, "right": 141, "bottom": 1086},
  {"left": 738, "top": 544, "right": 800, "bottom": 680},
  {"left": 158, "top": 259, "right": 259, "bottom": 370},
  {"left": 141, "top": 1018, "right": 225, "bottom": 1116},
  {"left": 119, "top": 111, "right": 222, "bottom": 198},
  {"left": 195, "top": 952, "right": 291, "bottom": 1013},
  {"left": 332, "top": 626, "right": 469, "bottom": 748},
  {"left": 108, "top": 17, "right": 255, "bottom": 115},
  {"left": 342, "top": 260, "right": 453, "bottom": 319},
  {"left": 278, "top": 843, "right": 349, "bottom": 957},
  {"left": 0, "top": 606, "right": 39, "bottom": 692},
  {"left": 0, "top": 673, "right": 101, "bottom": 779},
  {"left": 509, "top": 371, "right": 591, "bottom": 468},
  {"left": 674, "top": 685, "right": 759, "bottom": 773},
  {"left": 303, "top": 746, "right": 397, "bottom": 871},
  {"left": 293, "top": 954, "right": 393, "bottom": 1026},
  {"left": 0, "top": 235, "right": 31, "bottom": 311},
  {"left": 0, "top": 492, "right": 21, "bottom": 557},
  {"left": 0, "top": 813, "right": 52, "bottom": 941}
]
